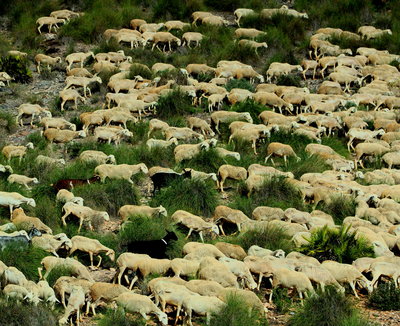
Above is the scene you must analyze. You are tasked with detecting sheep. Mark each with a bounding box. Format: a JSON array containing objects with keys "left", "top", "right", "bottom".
[
  {"left": 130, "top": 18, "right": 146, "bottom": 29},
  {"left": 7, "top": 174, "right": 38, "bottom": 190},
  {"left": 139, "top": 22, "right": 164, "bottom": 33},
  {"left": 382, "top": 152, "right": 400, "bottom": 169},
  {"left": 182, "top": 168, "right": 217, "bottom": 183},
  {"left": 31, "top": 233, "right": 72, "bottom": 257},
  {"left": 56, "top": 189, "right": 84, "bottom": 206},
  {"left": 16, "top": 103, "right": 51, "bottom": 126},
  {"left": 253, "top": 92, "right": 293, "bottom": 114},
  {"left": 94, "top": 127, "right": 133, "bottom": 145},
  {"left": 3, "top": 284, "right": 40, "bottom": 305},
  {"left": 317, "top": 80, "right": 344, "bottom": 95},
  {"left": 252, "top": 206, "right": 285, "bottom": 221},
  {"left": 43, "top": 129, "right": 86, "bottom": 144},
  {"left": 64, "top": 75, "right": 102, "bottom": 98},
  {"left": 103, "top": 109, "right": 138, "bottom": 127},
  {"left": 358, "top": 26, "right": 392, "bottom": 40},
  {"left": 329, "top": 72, "right": 362, "bottom": 93},
  {"left": 0, "top": 72, "right": 13, "bottom": 86},
  {"left": 58, "top": 286, "right": 86, "bottom": 326},
  {"left": 234, "top": 28, "right": 264, "bottom": 39},
  {"left": 191, "top": 11, "right": 213, "bottom": 25},
  {"left": 11, "top": 208, "right": 52, "bottom": 234},
  {"left": 199, "top": 257, "right": 239, "bottom": 288},
  {"left": 234, "top": 8, "right": 255, "bottom": 26},
  {"left": 321, "top": 260, "right": 372, "bottom": 297},
  {"left": 79, "top": 150, "right": 116, "bottom": 165},
  {"left": 214, "top": 242, "right": 247, "bottom": 260},
  {"left": 165, "top": 20, "right": 190, "bottom": 31},
  {"left": 229, "top": 128, "right": 269, "bottom": 155},
  {"left": 183, "top": 242, "right": 225, "bottom": 259},
  {"left": 215, "top": 147, "right": 241, "bottom": 161},
  {"left": 182, "top": 293, "right": 226, "bottom": 326},
  {"left": 0, "top": 192, "right": 36, "bottom": 215},
  {"left": 354, "top": 143, "right": 390, "bottom": 169},
  {"left": 151, "top": 32, "right": 181, "bottom": 52},
  {"left": 182, "top": 32, "right": 203, "bottom": 48},
  {"left": 265, "top": 142, "right": 300, "bottom": 165},
  {"left": 238, "top": 39, "right": 268, "bottom": 55},
  {"left": 146, "top": 138, "right": 178, "bottom": 150},
  {"left": 34, "top": 54, "right": 61, "bottom": 74},
  {"left": 118, "top": 204, "right": 167, "bottom": 220},
  {"left": 69, "top": 235, "right": 115, "bottom": 268},
  {"left": 170, "top": 258, "right": 200, "bottom": 278},
  {"left": 114, "top": 292, "right": 168, "bottom": 325},
  {"left": 1, "top": 266, "right": 28, "bottom": 289},
  {"left": 174, "top": 141, "right": 211, "bottom": 163},
  {"left": 301, "top": 59, "right": 318, "bottom": 79},
  {"left": 368, "top": 262, "right": 400, "bottom": 288},
  {"left": 219, "top": 257, "right": 257, "bottom": 289},
  {"left": 65, "top": 51, "right": 95, "bottom": 71},
  {"left": 52, "top": 176, "right": 100, "bottom": 192},
  {"left": 211, "top": 111, "right": 253, "bottom": 134},
  {"left": 59, "top": 89, "right": 85, "bottom": 111},
  {"left": 50, "top": 9, "right": 80, "bottom": 21},
  {"left": 36, "top": 16, "right": 65, "bottom": 34},
  {"left": 39, "top": 256, "right": 94, "bottom": 282},
  {"left": 7, "top": 50, "right": 28, "bottom": 58},
  {"left": 116, "top": 32, "right": 145, "bottom": 49},
  {"left": 243, "top": 256, "right": 274, "bottom": 290},
  {"left": 186, "top": 63, "right": 216, "bottom": 77},
  {"left": 171, "top": 210, "right": 219, "bottom": 243},
  {"left": 213, "top": 205, "right": 250, "bottom": 235},
  {"left": 88, "top": 282, "right": 129, "bottom": 315},
  {"left": 217, "top": 164, "right": 247, "bottom": 192},
  {"left": 164, "top": 126, "right": 204, "bottom": 142},
  {"left": 266, "top": 63, "right": 303, "bottom": 82},
  {"left": 94, "top": 163, "right": 148, "bottom": 184},
  {"left": 149, "top": 167, "right": 191, "bottom": 195},
  {"left": 187, "top": 117, "right": 215, "bottom": 137},
  {"left": 296, "top": 264, "right": 345, "bottom": 293},
  {"left": 40, "top": 117, "right": 76, "bottom": 131},
  {"left": 115, "top": 253, "right": 150, "bottom": 286},
  {"left": 61, "top": 202, "right": 110, "bottom": 233}
]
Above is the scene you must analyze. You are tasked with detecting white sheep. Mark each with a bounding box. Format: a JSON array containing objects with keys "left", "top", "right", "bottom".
[
  {"left": 198, "top": 257, "right": 239, "bottom": 288},
  {"left": 16, "top": 103, "right": 51, "bottom": 126},
  {"left": 79, "top": 150, "right": 116, "bottom": 165},
  {"left": 56, "top": 189, "right": 84, "bottom": 206},
  {"left": 11, "top": 208, "right": 52, "bottom": 234},
  {"left": 94, "top": 127, "right": 133, "bottom": 145},
  {"left": 64, "top": 76, "right": 102, "bottom": 98},
  {"left": 1, "top": 266, "right": 27, "bottom": 287},
  {"left": 31, "top": 233, "right": 72, "bottom": 257},
  {"left": 182, "top": 32, "right": 203, "bottom": 48},
  {"left": 36, "top": 16, "right": 65, "bottom": 34},
  {"left": 65, "top": 52, "right": 95, "bottom": 70},
  {"left": 211, "top": 111, "right": 253, "bottom": 134},
  {"left": 53, "top": 276, "right": 93, "bottom": 309},
  {"left": 182, "top": 293, "right": 226, "bottom": 326},
  {"left": 219, "top": 256, "right": 257, "bottom": 290},
  {"left": 42, "top": 129, "right": 86, "bottom": 144},
  {"left": 146, "top": 138, "right": 178, "bottom": 150},
  {"left": 0, "top": 72, "right": 13, "bottom": 86},
  {"left": 164, "top": 126, "right": 204, "bottom": 142},
  {"left": 34, "top": 54, "right": 61, "bottom": 74},
  {"left": 215, "top": 147, "right": 241, "bottom": 161},
  {"left": 88, "top": 282, "right": 129, "bottom": 315},
  {"left": 234, "top": 8, "right": 255, "bottom": 26},
  {"left": 217, "top": 164, "right": 247, "bottom": 192},
  {"left": 213, "top": 205, "right": 250, "bottom": 234},
  {"left": 40, "top": 117, "right": 76, "bottom": 131},
  {"left": 7, "top": 174, "right": 38, "bottom": 190},
  {"left": 59, "top": 89, "right": 85, "bottom": 111},
  {"left": 69, "top": 235, "right": 115, "bottom": 268},
  {"left": 61, "top": 202, "right": 110, "bottom": 233},
  {"left": 115, "top": 253, "right": 150, "bottom": 287},
  {"left": 118, "top": 204, "right": 167, "bottom": 220},
  {"left": 94, "top": 163, "right": 148, "bottom": 183},
  {"left": 3, "top": 284, "right": 40, "bottom": 305},
  {"left": 171, "top": 210, "right": 219, "bottom": 242},
  {"left": 151, "top": 32, "right": 181, "bottom": 52},
  {"left": 174, "top": 141, "right": 211, "bottom": 163},
  {"left": 0, "top": 192, "right": 36, "bottom": 215},
  {"left": 171, "top": 258, "right": 200, "bottom": 278},
  {"left": 58, "top": 286, "right": 86, "bottom": 326}
]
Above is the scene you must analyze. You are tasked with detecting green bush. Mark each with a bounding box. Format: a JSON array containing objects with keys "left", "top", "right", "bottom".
[
  {"left": 276, "top": 74, "right": 302, "bottom": 87},
  {"left": 0, "top": 111, "right": 17, "bottom": 134},
  {"left": 156, "top": 88, "right": 195, "bottom": 119},
  {"left": 46, "top": 265, "right": 75, "bottom": 287},
  {"left": 128, "top": 63, "right": 153, "bottom": 80},
  {"left": 272, "top": 287, "right": 293, "bottom": 313},
  {"left": 204, "top": 0, "right": 239, "bottom": 11},
  {"left": 98, "top": 308, "right": 146, "bottom": 326},
  {"left": 0, "top": 244, "right": 48, "bottom": 281},
  {"left": 369, "top": 282, "right": 400, "bottom": 310},
  {"left": 289, "top": 286, "right": 371, "bottom": 326},
  {"left": 208, "top": 294, "right": 268, "bottom": 326},
  {"left": 232, "top": 223, "right": 293, "bottom": 253},
  {"left": 179, "top": 148, "right": 225, "bottom": 173},
  {"left": 229, "top": 99, "right": 265, "bottom": 124},
  {"left": 0, "top": 295, "right": 57, "bottom": 326},
  {"left": 0, "top": 55, "right": 32, "bottom": 83},
  {"left": 299, "top": 225, "right": 375, "bottom": 263},
  {"left": 225, "top": 78, "right": 255, "bottom": 92},
  {"left": 321, "top": 195, "right": 357, "bottom": 224},
  {"left": 119, "top": 215, "right": 168, "bottom": 243},
  {"left": 151, "top": 178, "right": 218, "bottom": 217}
]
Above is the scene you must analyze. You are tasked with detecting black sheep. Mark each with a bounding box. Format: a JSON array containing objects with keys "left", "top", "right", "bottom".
[
  {"left": 150, "top": 169, "right": 191, "bottom": 195},
  {"left": 124, "top": 230, "right": 178, "bottom": 259}
]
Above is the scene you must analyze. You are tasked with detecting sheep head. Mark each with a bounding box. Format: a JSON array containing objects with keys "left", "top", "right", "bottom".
[
  {"left": 32, "top": 177, "right": 39, "bottom": 184},
  {"left": 156, "top": 311, "right": 168, "bottom": 326},
  {"left": 211, "top": 224, "right": 220, "bottom": 235},
  {"left": 106, "top": 249, "right": 115, "bottom": 261},
  {"left": 158, "top": 205, "right": 168, "bottom": 217},
  {"left": 27, "top": 198, "right": 36, "bottom": 208},
  {"left": 78, "top": 130, "right": 87, "bottom": 138},
  {"left": 26, "top": 142, "right": 34, "bottom": 150},
  {"left": 100, "top": 212, "right": 110, "bottom": 221},
  {"left": 139, "top": 163, "right": 149, "bottom": 174},
  {"left": 56, "top": 57, "right": 62, "bottom": 63},
  {"left": 107, "top": 154, "right": 116, "bottom": 164}
]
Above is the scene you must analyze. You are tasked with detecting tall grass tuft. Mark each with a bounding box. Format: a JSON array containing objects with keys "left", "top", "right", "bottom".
[
  {"left": 369, "top": 282, "right": 400, "bottom": 310},
  {"left": 321, "top": 195, "right": 357, "bottom": 225},
  {"left": 156, "top": 88, "right": 195, "bottom": 119},
  {"left": 46, "top": 265, "right": 76, "bottom": 287},
  {"left": 98, "top": 307, "right": 146, "bottom": 326}
]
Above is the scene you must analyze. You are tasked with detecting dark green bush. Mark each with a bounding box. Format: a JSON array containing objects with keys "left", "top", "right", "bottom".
[
  {"left": 98, "top": 308, "right": 146, "bottom": 326},
  {"left": 276, "top": 74, "right": 302, "bottom": 87},
  {"left": 289, "top": 286, "right": 373, "bottom": 326},
  {"left": 128, "top": 63, "right": 153, "bottom": 80},
  {"left": 299, "top": 225, "right": 375, "bottom": 263},
  {"left": 179, "top": 148, "right": 225, "bottom": 173},
  {"left": 225, "top": 78, "right": 255, "bottom": 92},
  {"left": 229, "top": 99, "right": 265, "bottom": 124},
  {"left": 151, "top": 178, "right": 218, "bottom": 217},
  {"left": 119, "top": 215, "right": 168, "bottom": 243},
  {"left": 46, "top": 265, "right": 75, "bottom": 287},
  {"left": 321, "top": 196, "right": 357, "bottom": 224},
  {"left": 156, "top": 88, "right": 195, "bottom": 119},
  {"left": 0, "top": 111, "right": 17, "bottom": 133},
  {"left": 369, "top": 282, "right": 400, "bottom": 310},
  {"left": 0, "top": 295, "right": 57, "bottom": 326},
  {"left": 272, "top": 287, "right": 293, "bottom": 313},
  {"left": 208, "top": 294, "right": 268, "bottom": 326},
  {"left": 0, "top": 55, "right": 32, "bottom": 83}
]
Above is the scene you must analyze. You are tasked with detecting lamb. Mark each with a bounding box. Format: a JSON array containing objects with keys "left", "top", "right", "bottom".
[
  {"left": 211, "top": 111, "right": 253, "bottom": 134},
  {"left": 234, "top": 8, "right": 255, "bottom": 26},
  {"left": 0, "top": 72, "right": 13, "bottom": 86},
  {"left": 213, "top": 205, "right": 250, "bottom": 235},
  {"left": 64, "top": 76, "right": 102, "bottom": 98},
  {"left": 79, "top": 150, "right": 116, "bottom": 165},
  {"left": 114, "top": 292, "right": 168, "bottom": 325},
  {"left": 11, "top": 208, "right": 52, "bottom": 234},
  {"left": 151, "top": 32, "right": 181, "bottom": 52},
  {"left": 88, "top": 282, "right": 129, "bottom": 315},
  {"left": 69, "top": 235, "right": 115, "bottom": 268},
  {"left": 56, "top": 189, "right": 84, "bottom": 206},
  {"left": 0, "top": 192, "right": 36, "bottom": 215},
  {"left": 59, "top": 89, "right": 85, "bottom": 111},
  {"left": 146, "top": 138, "right": 178, "bottom": 150},
  {"left": 182, "top": 32, "right": 203, "bottom": 48},
  {"left": 36, "top": 16, "right": 65, "bottom": 34},
  {"left": 217, "top": 164, "right": 247, "bottom": 192},
  {"left": 42, "top": 129, "right": 86, "bottom": 144},
  {"left": 31, "top": 233, "right": 72, "bottom": 257},
  {"left": 321, "top": 260, "right": 372, "bottom": 297},
  {"left": 382, "top": 152, "right": 400, "bottom": 169},
  {"left": 265, "top": 142, "right": 300, "bottom": 165},
  {"left": 7, "top": 174, "right": 39, "bottom": 189},
  {"left": 16, "top": 103, "right": 52, "bottom": 126},
  {"left": 215, "top": 147, "right": 241, "bottom": 161},
  {"left": 40, "top": 117, "right": 76, "bottom": 131},
  {"left": 58, "top": 286, "right": 86, "bottom": 326},
  {"left": 65, "top": 52, "right": 95, "bottom": 71},
  {"left": 34, "top": 54, "right": 61, "bottom": 74},
  {"left": 174, "top": 141, "right": 211, "bottom": 163},
  {"left": 164, "top": 126, "right": 204, "bottom": 142},
  {"left": 187, "top": 117, "right": 215, "bottom": 137},
  {"left": 61, "top": 202, "right": 110, "bottom": 233},
  {"left": 171, "top": 210, "right": 219, "bottom": 242},
  {"left": 118, "top": 204, "right": 167, "bottom": 220},
  {"left": 94, "top": 127, "right": 133, "bottom": 145},
  {"left": 94, "top": 163, "right": 148, "bottom": 183}
]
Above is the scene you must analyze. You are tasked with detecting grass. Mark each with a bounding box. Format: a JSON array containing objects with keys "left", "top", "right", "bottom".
[
  {"left": 288, "top": 286, "right": 374, "bottom": 326},
  {"left": 46, "top": 265, "right": 75, "bottom": 287},
  {"left": 98, "top": 308, "right": 146, "bottom": 326},
  {"left": 320, "top": 195, "right": 357, "bottom": 225},
  {"left": 369, "top": 282, "right": 400, "bottom": 311},
  {"left": 151, "top": 178, "right": 218, "bottom": 217},
  {"left": 298, "top": 225, "right": 375, "bottom": 264},
  {"left": 156, "top": 88, "right": 196, "bottom": 119}
]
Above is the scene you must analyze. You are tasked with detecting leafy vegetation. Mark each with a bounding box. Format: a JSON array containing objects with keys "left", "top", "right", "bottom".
[
  {"left": 369, "top": 282, "right": 400, "bottom": 311},
  {"left": 98, "top": 308, "right": 146, "bottom": 326},
  {"left": 0, "top": 55, "right": 32, "bottom": 83}
]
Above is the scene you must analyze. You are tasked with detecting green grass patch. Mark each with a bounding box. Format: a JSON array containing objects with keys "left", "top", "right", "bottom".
[
  {"left": 97, "top": 307, "right": 146, "bottom": 326},
  {"left": 46, "top": 265, "right": 75, "bottom": 287},
  {"left": 320, "top": 195, "right": 357, "bottom": 225},
  {"left": 156, "top": 88, "right": 195, "bottom": 119},
  {"left": 369, "top": 282, "right": 400, "bottom": 311}
]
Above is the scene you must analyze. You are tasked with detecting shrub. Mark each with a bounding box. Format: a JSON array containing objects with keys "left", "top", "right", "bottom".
[
  {"left": 299, "top": 225, "right": 375, "bottom": 263},
  {"left": 288, "top": 286, "right": 373, "bottom": 326},
  {"left": 0, "top": 295, "right": 57, "bottom": 326},
  {"left": 276, "top": 74, "right": 302, "bottom": 87},
  {"left": 98, "top": 308, "right": 145, "bottom": 326},
  {"left": 0, "top": 244, "right": 48, "bottom": 281},
  {"left": 232, "top": 224, "right": 293, "bottom": 253},
  {"left": 0, "top": 111, "right": 17, "bottom": 133},
  {"left": 272, "top": 288, "right": 293, "bottom": 313},
  {"left": 46, "top": 265, "right": 75, "bottom": 287},
  {"left": 229, "top": 99, "right": 265, "bottom": 124},
  {"left": 208, "top": 294, "right": 268, "bottom": 326},
  {"left": 156, "top": 88, "right": 195, "bottom": 119},
  {"left": 204, "top": 0, "right": 240, "bottom": 11},
  {"left": 321, "top": 195, "right": 357, "bottom": 224},
  {"left": 0, "top": 55, "right": 32, "bottom": 83},
  {"left": 128, "top": 63, "right": 153, "bottom": 80},
  {"left": 369, "top": 282, "right": 400, "bottom": 310},
  {"left": 179, "top": 148, "right": 225, "bottom": 173},
  {"left": 225, "top": 78, "right": 255, "bottom": 92},
  {"left": 151, "top": 178, "right": 218, "bottom": 217},
  {"left": 119, "top": 215, "right": 168, "bottom": 243}
]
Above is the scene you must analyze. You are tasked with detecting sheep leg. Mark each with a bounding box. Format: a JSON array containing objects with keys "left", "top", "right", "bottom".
[
  {"left": 77, "top": 217, "right": 84, "bottom": 233},
  {"left": 252, "top": 139, "right": 258, "bottom": 155},
  {"left": 264, "top": 154, "right": 272, "bottom": 163},
  {"left": 88, "top": 252, "right": 94, "bottom": 267},
  {"left": 129, "top": 275, "right": 138, "bottom": 290},
  {"left": 199, "top": 231, "right": 204, "bottom": 243},
  {"left": 185, "top": 228, "right": 194, "bottom": 240},
  {"left": 268, "top": 288, "right": 274, "bottom": 303},
  {"left": 30, "top": 113, "right": 35, "bottom": 127},
  {"left": 96, "top": 255, "right": 102, "bottom": 268},
  {"left": 175, "top": 304, "right": 182, "bottom": 325},
  {"left": 257, "top": 273, "right": 263, "bottom": 290},
  {"left": 218, "top": 224, "right": 226, "bottom": 236},
  {"left": 349, "top": 281, "right": 359, "bottom": 298}
]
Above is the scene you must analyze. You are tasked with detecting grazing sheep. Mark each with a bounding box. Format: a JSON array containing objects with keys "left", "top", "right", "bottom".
[
  {"left": 40, "top": 117, "right": 76, "bottom": 131},
  {"left": 265, "top": 142, "right": 300, "bottom": 165},
  {"left": 219, "top": 257, "right": 257, "bottom": 289},
  {"left": 88, "top": 282, "right": 129, "bottom": 315},
  {"left": 164, "top": 126, "right": 204, "bottom": 142},
  {"left": 69, "top": 235, "right": 115, "bottom": 268},
  {"left": 65, "top": 52, "right": 95, "bottom": 71},
  {"left": 64, "top": 76, "right": 102, "bottom": 98},
  {"left": 213, "top": 205, "right": 250, "bottom": 234},
  {"left": 187, "top": 117, "right": 215, "bottom": 137},
  {"left": 217, "top": 164, "right": 247, "bottom": 192},
  {"left": 94, "top": 163, "right": 148, "bottom": 183},
  {"left": 171, "top": 258, "right": 200, "bottom": 278},
  {"left": 118, "top": 205, "right": 167, "bottom": 220},
  {"left": 34, "top": 54, "right": 61, "bottom": 74},
  {"left": 11, "top": 208, "right": 52, "bottom": 234},
  {"left": 79, "top": 150, "right": 116, "bottom": 165},
  {"left": 56, "top": 189, "right": 84, "bottom": 206},
  {"left": 0, "top": 72, "right": 13, "bottom": 86},
  {"left": 382, "top": 152, "right": 400, "bottom": 169},
  {"left": 368, "top": 262, "right": 400, "bottom": 288},
  {"left": 215, "top": 242, "right": 247, "bottom": 260},
  {"left": 171, "top": 210, "right": 219, "bottom": 243},
  {"left": 174, "top": 141, "right": 211, "bottom": 163},
  {"left": 7, "top": 174, "right": 38, "bottom": 189},
  {"left": 16, "top": 103, "right": 51, "bottom": 126},
  {"left": 183, "top": 242, "right": 225, "bottom": 259},
  {"left": 234, "top": 8, "right": 255, "bottom": 26},
  {"left": 182, "top": 293, "right": 226, "bottom": 326},
  {"left": 199, "top": 257, "right": 239, "bottom": 288},
  {"left": 94, "top": 127, "right": 133, "bottom": 145},
  {"left": 229, "top": 128, "right": 269, "bottom": 155},
  {"left": 151, "top": 32, "right": 181, "bottom": 52},
  {"left": 36, "top": 16, "right": 65, "bottom": 34},
  {"left": 3, "top": 284, "right": 40, "bottom": 305},
  {"left": 182, "top": 32, "right": 203, "bottom": 48},
  {"left": 61, "top": 202, "right": 110, "bottom": 233},
  {"left": 211, "top": 111, "right": 253, "bottom": 134},
  {"left": 146, "top": 138, "right": 178, "bottom": 150},
  {"left": 115, "top": 252, "right": 151, "bottom": 287},
  {"left": 1, "top": 266, "right": 28, "bottom": 287},
  {"left": 59, "top": 89, "right": 85, "bottom": 111},
  {"left": 42, "top": 129, "right": 86, "bottom": 144},
  {"left": 31, "top": 233, "right": 71, "bottom": 257},
  {"left": 215, "top": 147, "right": 241, "bottom": 161},
  {"left": 354, "top": 143, "right": 390, "bottom": 169},
  {"left": 58, "top": 286, "right": 86, "bottom": 326},
  {"left": 0, "top": 192, "right": 36, "bottom": 215},
  {"left": 238, "top": 39, "right": 268, "bottom": 55}
]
